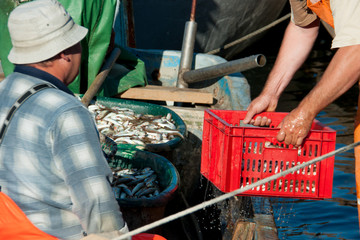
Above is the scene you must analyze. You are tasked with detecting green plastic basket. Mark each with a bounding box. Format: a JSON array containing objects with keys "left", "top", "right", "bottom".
[{"left": 108, "top": 146, "right": 180, "bottom": 207}]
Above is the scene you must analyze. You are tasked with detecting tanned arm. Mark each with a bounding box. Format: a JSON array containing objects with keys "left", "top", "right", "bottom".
[
  {"left": 243, "top": 20, "right": 320, "bottom": 126},
  {"left": 278, "top": 44, "right": 360, "bottom": 146}
]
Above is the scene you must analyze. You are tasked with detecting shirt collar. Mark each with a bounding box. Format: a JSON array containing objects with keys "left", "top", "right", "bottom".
[{"left": 14, "top": 65, "right": 74, "bottom": 96}]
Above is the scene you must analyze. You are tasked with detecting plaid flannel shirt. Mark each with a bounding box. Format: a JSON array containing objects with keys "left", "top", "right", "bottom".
[{"left": 0, "top": 66, "right": 125, "bottom": 239}]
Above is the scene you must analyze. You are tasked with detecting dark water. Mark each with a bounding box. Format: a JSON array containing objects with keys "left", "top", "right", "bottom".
[{"left": 239, "top": 15, "right": 359, "bottom": 240}]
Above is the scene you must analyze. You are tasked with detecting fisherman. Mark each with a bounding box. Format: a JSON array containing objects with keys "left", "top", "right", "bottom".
[
  {"left": 0, "top": 0, "right": 129, "bottom": 239},
  {"left": 0, "top": 0, "right": 147, "bottom": 96},
  {"left": 243, "top": 0, "right": 360, "bottom": 227}
]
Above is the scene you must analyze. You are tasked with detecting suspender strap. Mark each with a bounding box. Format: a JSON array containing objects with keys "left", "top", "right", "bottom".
[{"left": 0, "top": 83, "right": 54, "bottom": 144}]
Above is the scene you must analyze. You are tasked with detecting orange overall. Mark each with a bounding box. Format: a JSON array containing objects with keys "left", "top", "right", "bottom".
[
  {"left": 307, "top": 0, "right": 360, "bottom": 230},
  {"left": 355, "top": 94, "right": 360, "bottom": 230},
  {"left": 0, "top": 191, "right": 166, "bottom": 240},
  {"left": 0, "top": 191, "right": 57, "bottom": 240},
  {"left": 306, "top": 0, "right": 334, "bottom": 28}
]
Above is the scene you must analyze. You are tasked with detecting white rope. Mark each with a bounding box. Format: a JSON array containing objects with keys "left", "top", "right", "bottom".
[
  {"left": 206, "top": 13, "right": 291, "bottom": 55},
  {"left": 113, "top": 141, "right": 360, "bottom": 240}
]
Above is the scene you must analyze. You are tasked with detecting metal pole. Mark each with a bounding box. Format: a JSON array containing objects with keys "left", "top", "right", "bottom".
[
  {"left": 183, "top": 54, "right": 266, "bottom": 84},
  {"left": 176, "top": 0, "right": 197, "bottom": 89}
]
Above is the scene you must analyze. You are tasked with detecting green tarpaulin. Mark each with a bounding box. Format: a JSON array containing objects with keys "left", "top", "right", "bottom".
[{"left": 0, "top": 0, "right": 146, "bottom": 96}]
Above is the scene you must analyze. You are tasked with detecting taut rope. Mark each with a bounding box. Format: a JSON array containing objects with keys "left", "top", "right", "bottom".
[{"left": 206, "top": 13, "right": 291, "bottom": 55}]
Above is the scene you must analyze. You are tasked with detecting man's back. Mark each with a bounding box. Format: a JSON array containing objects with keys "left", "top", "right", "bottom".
[{"left": 0, "top": 71, "right": 125, "bottom": 239}]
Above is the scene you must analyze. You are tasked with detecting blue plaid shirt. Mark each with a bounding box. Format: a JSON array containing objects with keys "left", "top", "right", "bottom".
[{"left": 0, "top": 66, "right": 125, "bottom": 239}]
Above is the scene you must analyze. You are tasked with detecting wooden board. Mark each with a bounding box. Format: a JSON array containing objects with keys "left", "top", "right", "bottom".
[
  {"left": 116, "top": 85, "right": 214, "bottom": 104},
  {"left": 231, "top": 221, "right": 256, "bottom": 240},
  {"left": 251, "top": 197, "right": 279, "bottom": 239}
]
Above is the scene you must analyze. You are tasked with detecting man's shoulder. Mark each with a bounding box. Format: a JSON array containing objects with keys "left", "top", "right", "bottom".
[
  {"left": 2, "top": 72, "right": 41, "bottom": 90},
  {"left": 3, "top": 72, "right": 85, "bottom": 112},
  {"left": 36, "top": 87, "right": 85, "bottom": 113}
]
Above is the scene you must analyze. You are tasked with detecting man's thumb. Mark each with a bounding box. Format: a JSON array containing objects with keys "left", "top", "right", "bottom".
[{"left": 243, "top": 110, "right": 254, "bottom": 124}]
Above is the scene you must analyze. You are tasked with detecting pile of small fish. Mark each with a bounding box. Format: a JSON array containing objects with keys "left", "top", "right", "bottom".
[
  {"left": 88, "top": 103, "right": 183, "bottom": 146},
  {"left": 111, "top": 166, "right": 161, "bottom": 199}
]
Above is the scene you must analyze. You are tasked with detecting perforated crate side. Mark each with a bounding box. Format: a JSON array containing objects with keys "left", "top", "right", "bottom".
[
  {"left": 230, "top": 128, "right": 335, "bottom": 199},
  {"left": 201, "top": 110, "right": 227, "bottom": 189}
]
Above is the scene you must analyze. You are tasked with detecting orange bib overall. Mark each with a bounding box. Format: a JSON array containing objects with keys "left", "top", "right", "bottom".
[
  {"left": 307, "top": 0, "right": 334, "bottom": 28},
  {"left": 0, "top": 192, "right": 58, "bottom": 240},
  {"left": 0, "top": 191, "right": 167, "bottom": 240}
]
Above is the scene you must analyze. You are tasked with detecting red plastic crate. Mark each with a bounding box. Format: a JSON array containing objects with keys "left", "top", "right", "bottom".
[{"left": 201, "top": 109, "right": 336, "bottom": 199}]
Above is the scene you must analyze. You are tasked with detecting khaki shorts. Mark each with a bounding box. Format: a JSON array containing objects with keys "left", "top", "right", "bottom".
[{"left": 289, "top": 0, "right": 360, "bottom": 48}]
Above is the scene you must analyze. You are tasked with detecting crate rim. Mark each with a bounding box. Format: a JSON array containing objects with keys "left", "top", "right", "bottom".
[{"left": 204, "top": 109, "right": 336, "bottom": 133}]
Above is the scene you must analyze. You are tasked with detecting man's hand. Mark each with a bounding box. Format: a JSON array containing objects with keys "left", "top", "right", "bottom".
[
  {"left": 243, "top": 94, "right": 278, "bottom": 126},
  {"left": 276, "top": 108, "right": 313, "bottom": 147}
]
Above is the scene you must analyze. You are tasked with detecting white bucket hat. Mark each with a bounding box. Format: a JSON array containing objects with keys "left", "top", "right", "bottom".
[{"left": 7, "top": 0, "right": 88, "bottom": 64}]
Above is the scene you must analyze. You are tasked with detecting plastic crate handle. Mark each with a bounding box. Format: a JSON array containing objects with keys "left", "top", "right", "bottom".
[{"left": 264, "top": 137, "right": 296, "bottom": 149}]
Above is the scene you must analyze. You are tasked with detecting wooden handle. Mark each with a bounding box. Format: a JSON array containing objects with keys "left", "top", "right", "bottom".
[{"left": 81, "top": 47, "right": 121, "bottom": 107}]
